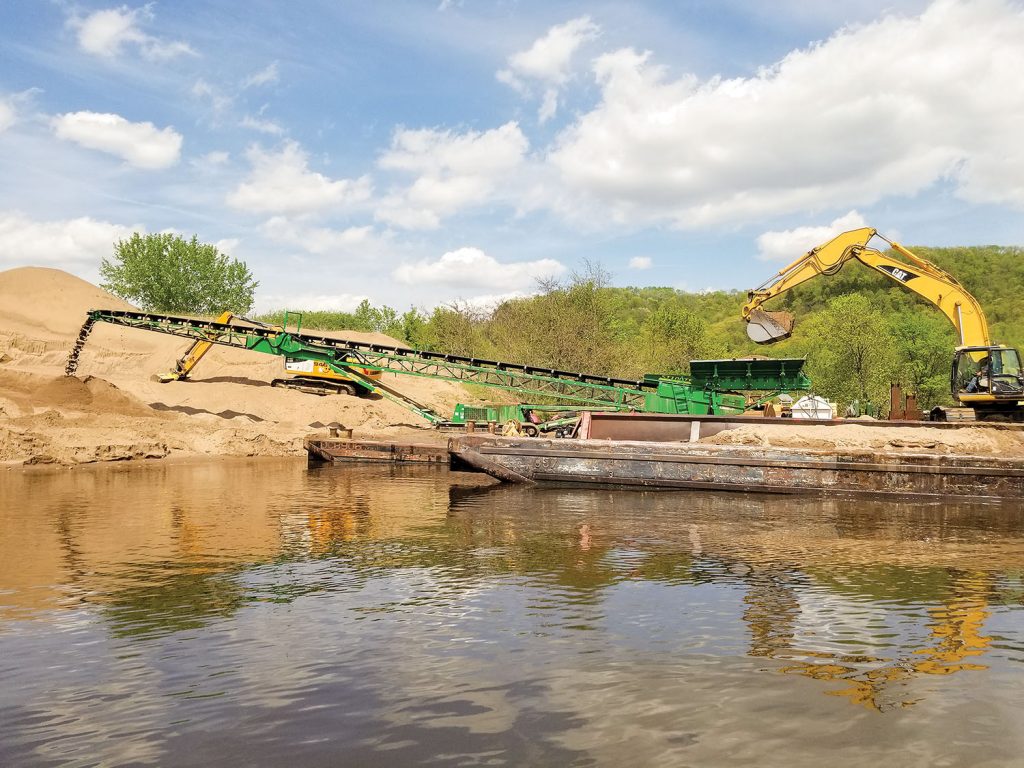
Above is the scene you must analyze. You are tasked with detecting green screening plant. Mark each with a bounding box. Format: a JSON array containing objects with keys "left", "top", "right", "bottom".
[{"left": 101, "top": 233, "right": 258, "bottom": 315}]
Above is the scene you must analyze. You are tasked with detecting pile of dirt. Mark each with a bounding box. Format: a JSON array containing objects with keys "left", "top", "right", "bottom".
[
  {"left": 0, "top": 371, "right": 156, "bottom": 418},
  {"left": 0, "top": 266, "right": 485, "bottom": 466},
  {"left": 700, "top": 422, "right": 1024, "bottom": 457},
  {"left": 0, "top": 266, "right": 136, "bottom": 337}
]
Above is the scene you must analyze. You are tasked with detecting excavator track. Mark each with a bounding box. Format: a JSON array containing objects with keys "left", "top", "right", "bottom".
[{"left": 270, "top": 377, "right": 359, "bottom": 396}]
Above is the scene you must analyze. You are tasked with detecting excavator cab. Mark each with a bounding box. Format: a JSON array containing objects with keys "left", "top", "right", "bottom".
[{"left": 952, "top": 346, "right": 1024, "bottom": 411}]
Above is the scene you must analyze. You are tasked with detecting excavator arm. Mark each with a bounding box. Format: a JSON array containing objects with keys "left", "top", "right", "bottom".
[
  {"left": 742, "top": 227, "right": 991, "bottom": 347},
  {"left": 158, "top": 310, "right": 236, "bottom": 382}
]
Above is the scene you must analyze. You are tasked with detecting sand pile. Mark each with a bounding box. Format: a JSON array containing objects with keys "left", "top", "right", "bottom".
[
  {"left": 700, "top": 422, "right": 1024, "bottom": 458},
  {"left": 0, "top": 266, "right": 482, "bottom": 465}
]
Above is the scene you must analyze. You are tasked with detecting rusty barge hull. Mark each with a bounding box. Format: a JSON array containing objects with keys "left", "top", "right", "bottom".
[
  {"left": 305, "top": 437, "right": 449, "bottom": 464},
  {"left": 447, "top": 436, "right": 1024, "bottom": 500}
]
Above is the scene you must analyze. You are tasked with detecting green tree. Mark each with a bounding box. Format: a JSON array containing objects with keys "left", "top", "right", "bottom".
[
  {"left": 889, "top": 311, "right": 955, "bottom": 408},
  {"left": 400, "top": 308, "right": 430, "bottom": 347},
  {"left": 352, "top": 299, "right": 403, "bottom": 337},
  {"left": 101, "top": 233, "right": 258, "bottom": 314},
  {"left": 419, "top": 304, "right": 490, "bottom": 357},
  {"left": 635, "top": 305, "right": 719, "bottom": 375},
  {"left": 486, "top": 262, "right": 619, "bottom": 374},
  {"left": 798, "top": 294, "right": 896, "bottom": 412}
]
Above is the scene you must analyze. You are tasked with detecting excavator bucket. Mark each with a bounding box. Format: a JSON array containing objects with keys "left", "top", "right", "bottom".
[{"left": 746, "top": 309, "right": 795, "bottom": 344}]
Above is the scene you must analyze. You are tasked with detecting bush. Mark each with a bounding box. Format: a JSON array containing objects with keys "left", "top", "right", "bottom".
[{"left": 101, "top": 233, "right": 258, "bottom": 315}]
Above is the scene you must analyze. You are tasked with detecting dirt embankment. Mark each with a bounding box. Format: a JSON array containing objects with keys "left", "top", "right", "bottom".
[{"left": 0, "top": 267, "right": 478, "bottom": 466}]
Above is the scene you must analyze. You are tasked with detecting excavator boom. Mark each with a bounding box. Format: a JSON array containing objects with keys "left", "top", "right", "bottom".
[{"left": 743, "top": 228, "right": 990, "bottom": 347}]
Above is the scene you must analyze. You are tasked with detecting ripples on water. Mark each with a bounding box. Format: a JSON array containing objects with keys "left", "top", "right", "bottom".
[{"left": 1, "top": 458, "right": 1023, "bottom": 766}]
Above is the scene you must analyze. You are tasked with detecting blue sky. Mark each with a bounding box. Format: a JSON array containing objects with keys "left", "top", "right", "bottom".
[{"left": 1, "top": 0, "right": 1022, "bottom": 313}]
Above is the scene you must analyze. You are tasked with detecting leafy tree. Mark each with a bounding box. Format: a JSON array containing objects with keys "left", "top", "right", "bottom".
[
  {"left": 101, "top": 233, "right": 258, "bottom": 315},
  {"left": 798, "top": 294, "right": 896, "bottom": 412},
  {"left": 418, "top": 303, "right": 490, "bottom": 357},
  {"left": 352, "top": 299, "right": 403, "bottom": 337},
  {"left": 635, "top": 305, "right": 719, "bottom": 375},
  {"left": 481, "top": 263, "right": 620, "bottom": 374},
  {"left": 889, "top": 311, "right": 955, "bottom": 408},
  {"left": 400, "top": 308, "right": 431, "bottom": 347}
]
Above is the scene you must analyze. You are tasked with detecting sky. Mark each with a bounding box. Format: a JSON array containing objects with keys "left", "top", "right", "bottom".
[{"left": 1, "top": 0, "right": 1023, "bottom": 313}]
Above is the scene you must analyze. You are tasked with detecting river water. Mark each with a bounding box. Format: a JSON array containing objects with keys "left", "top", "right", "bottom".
[{"left": 1, "top": 458, "right": 1023, "bottom": 767}]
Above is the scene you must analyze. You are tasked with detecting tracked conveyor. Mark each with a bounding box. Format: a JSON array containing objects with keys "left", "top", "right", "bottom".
[
  {"left": 66, "top": 309, "right": 656, "bottom": 420},
  {"left": 66, "top": 309, "right": 811, "bottom": 426}
]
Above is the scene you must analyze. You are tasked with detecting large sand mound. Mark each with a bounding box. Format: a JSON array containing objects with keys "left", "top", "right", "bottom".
[
  {"left": 0, "top": 266, "right": 135, "bottom": 337},
  {"left": 0, "top": 266, "right": 481, "bottom": 465}
]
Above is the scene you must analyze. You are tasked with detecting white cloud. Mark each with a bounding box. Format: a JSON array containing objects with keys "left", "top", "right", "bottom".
[
  {"left": 0, "top": 211, "right": 136, "bottom": 271},
  {"left": 549, "top": 0, "right": 1024, "bottom": 227},
  {"left": 538, "top": 89, "right": 559, "bottom": 125},
  {"left": 228, "top": 141, "right": 372, "bottom": 215},
  {"left": 500, "top": 16, "right": 599, "bottom": 86},
  {"left": 393, "top": 247, "right": 565, "bottom": 289},
  {"left": 261, "top": 216, "right": 382, "bottom": 256},
  {"left": 0, "top": 100, "right": 14, "bottom": 132},
  {"left": 628, "top": 256, "right": 652, "bottom": 270},
  {"left": 498, "top": 16, "right": 599, "bottom": 122},
  {"left": 52, "top": 111, "right": 182, "bottom": 169},
  {"left": 255, "top": 292, "right": 368, "bottom": 313},
  {"left": 0, "top": 89, "right": 39, "bottom": 132},
  {"left": 191, "top": 78, "right": 234, "bottom": 118},
  {"left": 756, "top": 211, "right": 868, "bottom": 261},
  {"left": 214, "top": 238, "right": 240, "bottom": 254},
  {"left": 71, "top": 6, "right": 195, "bottom": 60},
  {"left": 460, "top": 290, "right": 534, "bottom": 314},
  {"left": 242, "top": 62, "right": 280, "bottom": 89},
  {"left": 376, "top": 122, "right": 528, "bottom": 229},
  {"left": 240, "top": 115, "right": 285, "bottom": 135},
  {"left": 191, "top": 150, "right": 231, "bottom": 169}
]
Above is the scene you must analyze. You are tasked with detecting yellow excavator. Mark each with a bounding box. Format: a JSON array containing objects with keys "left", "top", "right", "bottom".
[
  {"left": 158, "top": 311, "right": 382, "bottom": 396},
  {"left": 742, "top": 228, "right": 1024, "bottom": 421}
]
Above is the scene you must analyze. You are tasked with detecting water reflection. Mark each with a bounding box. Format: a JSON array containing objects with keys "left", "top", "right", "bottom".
[{"left": 1, "top": 459, "right": 1023, "bottom": 766}]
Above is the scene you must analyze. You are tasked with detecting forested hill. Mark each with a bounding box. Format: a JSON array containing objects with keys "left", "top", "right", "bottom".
[{"left": 257, "top": 245, "right": 1024, "bottom": 412}]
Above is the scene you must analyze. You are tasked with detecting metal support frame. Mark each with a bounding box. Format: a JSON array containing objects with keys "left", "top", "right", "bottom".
[{"left": 66, "top": 309, "right": 653, "bottom": 411}]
